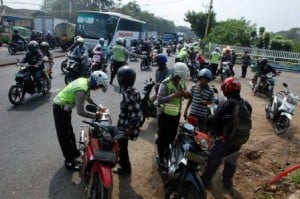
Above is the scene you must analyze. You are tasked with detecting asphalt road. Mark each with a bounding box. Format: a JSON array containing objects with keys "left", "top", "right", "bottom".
[{"left": 0, "top": 54, "right": 299, "bottom": 198}]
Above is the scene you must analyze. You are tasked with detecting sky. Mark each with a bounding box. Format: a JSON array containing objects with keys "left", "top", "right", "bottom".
[{"left": 4, "top": 0, "right": 300, "bottom": 32}]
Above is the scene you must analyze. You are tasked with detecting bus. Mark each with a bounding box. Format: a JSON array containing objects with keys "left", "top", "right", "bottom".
[
  {"left": 162, "top": 32, "right": 178, "bottom": 46},
  {"left": 75, "top": 11, "right": 147, "bottom": 49}
]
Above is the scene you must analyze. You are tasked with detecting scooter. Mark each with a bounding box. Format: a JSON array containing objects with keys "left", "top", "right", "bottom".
[
  {"left": 265, "top": 82, "right": 299, "bottom": 135},
  {"left": 220, "top": 61, "right": 232, "bottom": 82},
  {"left": 163, "top": 117, "right": 213, "bottom": 199},
  {"left": 140, "top": 51, "right": 150, "bottom": 71},
  {"left": 89, "top": 50, "right": 104, "bottom": 72},
  {"left": 140, "top": 78, "right": 156, "bottom": 124},
  {"left": 64, "top": 56, "right": 90, "bottom": 85},
  {"left": 80, "top": 105, "right": 125, "bottom": 199},
  {"left": 8, "top": 41, "right": 28, "bottom": 55}
]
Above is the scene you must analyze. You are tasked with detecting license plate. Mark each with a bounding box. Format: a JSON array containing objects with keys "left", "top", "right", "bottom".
[
  {"left": 94, "top": 150, "right": 116, "bottom": 163},
  {"left": 93, "top": 55, "right": 101, "bottom": 60},
  {"left": 184, "top": 151, "right": 206, "bottom": 165}
]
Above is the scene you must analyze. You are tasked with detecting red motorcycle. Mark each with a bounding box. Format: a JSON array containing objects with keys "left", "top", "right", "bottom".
[
  {"left": 79, "top": 105, "right": 125, "bottom": 199},
  {"left": 90, "top": 50, "right": 104, "bottom": 72}
]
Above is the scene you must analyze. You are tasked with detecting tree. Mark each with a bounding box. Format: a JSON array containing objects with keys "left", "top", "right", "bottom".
[
  {"left": 207, "top": 18, "right": 256, "bottom": 46},
  {"left": 263, "top": 32, "right": 271, "bottom": 49},
  {"left": 184, "top": 11, "right": 216, "bottom": 39},
  {"left": 270, "top": 35, "right": 293, "bottom": 51}
]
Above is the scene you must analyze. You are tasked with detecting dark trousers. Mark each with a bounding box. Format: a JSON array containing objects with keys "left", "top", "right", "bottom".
[
  {"left": 110, "top": 60, "right": 126, "bottom": 83},
  {"left": 202, "top": 140, "right": 241, "bottom": 185},
  {"left": 118, "top": 138, "right": 131, "bottom": 170},
  {"left": 229, "top": 65, "right": 235, "bottom": 76},
  {"left": 210, "top": 63, "right": 218, "bottom": 78},
  {"left": 241, "top": 65, "right": 248, "bottom": 78},
  {"left": 53, "top": 104, "right": 79, "bottom": 161},
  {"left": 157, "top": 112, "right": 180, "bottom": 158}
]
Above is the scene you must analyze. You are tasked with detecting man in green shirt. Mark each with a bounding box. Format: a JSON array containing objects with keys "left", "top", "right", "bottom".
[{"left": 53, "top": 71, "right": 109, "bottom": 171}]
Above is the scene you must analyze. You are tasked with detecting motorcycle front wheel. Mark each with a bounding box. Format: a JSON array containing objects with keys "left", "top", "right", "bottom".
[
  {"left": 61, "top": 60, "right": 68, "bottom": 74},
  {"left": 165, "top": 182, "right": 205, "bottom": 199},
  {"left": 140, "top": 60, "right": 146, "bottom": 71},
  {"left": 64, "top": 72, "right": 77, "bottom": 85},
  {"left": 273, "top": 115, "right": 290, "bottom": 135},
  {"left": 8, "top": 45, "right": 17, "bottom": 55},
  {"left": 8, "top": 84, "right": 25, "bottom": 105},
  {"left": 87, "top": 173, "right": 111, "bottom": 199}
]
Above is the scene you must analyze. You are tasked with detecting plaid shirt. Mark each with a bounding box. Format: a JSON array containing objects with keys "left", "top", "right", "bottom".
[{"left": 118, "top": 87, "right": 143, "bottom": 140}]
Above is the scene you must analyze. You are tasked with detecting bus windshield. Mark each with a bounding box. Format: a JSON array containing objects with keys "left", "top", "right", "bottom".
[{"left": 75, "top": 12, "right": 118, "bottom": 43}]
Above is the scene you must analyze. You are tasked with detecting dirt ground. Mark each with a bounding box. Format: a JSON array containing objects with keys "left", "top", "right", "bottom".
[{"left": 109, "top": 75, "right": 300, "bottom": 199}]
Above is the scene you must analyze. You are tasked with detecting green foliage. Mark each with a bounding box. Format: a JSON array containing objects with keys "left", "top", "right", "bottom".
[
  {"left": 207, "top": 18, "right": 255, "bottom": 46},
  {"left": 184, "top": 11, "right": 216, "bottom": 38},
  {"left": 292, "top": 40, "right": 300, "bottom": 52},
  {"left": 286, "top": 169, "right": 300, "bottom": 184},
  {"left": 263, "top": 32, "right": 271, "bottom": 49},
  {"left": 270, "top": 36, "right": 293, "bottom": 51}
]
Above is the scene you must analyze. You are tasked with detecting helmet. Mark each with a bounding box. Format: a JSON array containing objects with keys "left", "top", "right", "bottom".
[
  {"left": 156, "top": 54, "right": 167, "bottom": 65},
  {"left": 90, "top": 71, "right": 109, "bottom": 91},
  {"left": 28, "top": 40, "right": 39, "bottom": 53},
  {"left": 221, "top": 77, "right": 241, "bottom": 97},
  {"left": 198, "top": 68, "right": 212, "bottom": 81},
  {"left": 172, "top": 62, "right": 189, "bottom": 79},
  {"left": 214, "top": 47, "right": 220, "bottom": 52},
  {"left": 40, "top": 41, "right": 49, "bottom": 51},
  {"left": 117, "top": 65, "right": 136, "bottom": 88},
  {"left": 76, "top": 37, "right": 84, "bottom": 44},
  {"left": 116, "top": 37, "right": 124, "bottom": 45},
  {"left": 99, "top": 37, "right": 105, "bottom": 45},
  {"left": 73, "top": 35, "right": 80, "bottom": 43},
  {"left": 258, "top": 58, "right": 268, "bottom": 67}
]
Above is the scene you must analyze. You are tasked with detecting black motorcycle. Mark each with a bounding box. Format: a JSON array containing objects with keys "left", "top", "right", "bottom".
[
  {"left": 140, "top": 78, "right": 157, "bottom": 124},
  {"left": 8, "top": 41, "right": 28, "bottom": 55},
  {"left": 163, "top": 119, "right": 212, "bottom": 199},
  {"left": 8, "top": 61, "right": 51, "bottom": 105},
  {"left": 140, "top": 51, "right": 150, "bottom": 71},
  {"left": 64, "top": 56, "right": 90, "bottom": 85}
]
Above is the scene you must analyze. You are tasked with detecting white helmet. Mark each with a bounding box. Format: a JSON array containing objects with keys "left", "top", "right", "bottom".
[
  {"left": 99, "top": 37, "right": 105, "bottom": 44},
  {"left": 172, "top": 62, "right": 189, "bottom": 79},
  {"left": 116, "top": 37, "right": 124, "bottom": 45},
  {"left": 90, "top": 71, "right": 109, "bottom": 91},
  {"left": 76, "top": 37, "right": 84, "bottom": 43}
]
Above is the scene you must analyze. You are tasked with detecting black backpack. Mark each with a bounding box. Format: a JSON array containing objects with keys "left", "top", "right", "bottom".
[{"left": 223, "top": 98, "right": 252, "bottom": 145}]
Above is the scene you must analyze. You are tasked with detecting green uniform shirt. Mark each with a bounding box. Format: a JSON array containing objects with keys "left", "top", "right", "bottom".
[{"left": 112, "top": 44, "right": 126, "bottom": 62}]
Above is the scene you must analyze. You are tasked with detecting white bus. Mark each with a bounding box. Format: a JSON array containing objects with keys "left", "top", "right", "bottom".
[{"left": 75, "top": 11, "right": 147, "bottom": 49}]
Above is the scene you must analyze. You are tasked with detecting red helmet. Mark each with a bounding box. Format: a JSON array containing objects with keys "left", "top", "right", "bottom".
[{"left": 221, "top": 77, "right": 241, "bottom": 96}]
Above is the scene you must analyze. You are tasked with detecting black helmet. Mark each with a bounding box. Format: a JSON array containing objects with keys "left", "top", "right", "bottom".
[
  {"left": 28, "top": 40, "right": 39, "bottom": 53},
  {"left": 40, "top": 41, "right": 49, "bottom": 51},
  {"left": 258, "top": 58, "right": 268, "bottom": 67},
  {"left": 117, "top": 66, "right": 136, "bottom": 88}
]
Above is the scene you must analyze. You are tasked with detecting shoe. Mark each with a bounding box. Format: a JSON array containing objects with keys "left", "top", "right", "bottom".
[
  {"left": 65, "top": 160, "right": 81, "bottom": 171},
  {"left": 112, "top": 166, "right": 131, "bottom": 175},
  {"left": 109, "top": 80, "right": 113, "bottom": 85}
]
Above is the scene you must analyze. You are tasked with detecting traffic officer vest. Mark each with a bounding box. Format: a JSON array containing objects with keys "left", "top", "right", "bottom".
[
  {"left": 53, "top": 78, "right": 89, "bottom": 107},
  {"left": 162, "top": 77, "right": 186, "bottom": 116},
  {"left": 112, "top": 44, "right": 126, "bottom": 62},
  {"left": 211, "top": 51, "right": 221, "bottom": 64},
  {"left": 177, "top": 48, "right": 188, "bottom": 61}
]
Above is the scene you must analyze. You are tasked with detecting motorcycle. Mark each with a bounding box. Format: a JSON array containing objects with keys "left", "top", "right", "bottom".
[
  {"left": 187, "top": 61, "right": 201, "bottom": 82},
  {"left": 80, "top": 105, "right": 125, "bottom": 199},
  {"left": 129, "top": 46, "right": 138, "bottom": 62},
  {"left": 8, "top": 60, "right": 51, "bottom": 105},
  {"left": 8, "top": 41, "right": 28, "bottom": 55},
  {"left": 265, "top": 82, "right": 300, "bottom": 135},
  {"left": 219, "top": 61, "right": 232, "bottom": 82},
  {"left": 163, "top": 117, "right": 213, "bottom": 199},
  {"left": 64, "top": 56, "right": 90, "bottom": 85},
  {"left": 140, "top": 51, "right": 150, "bottom": 71},
  {"left": 140, "top": 78, "right": 157, "bottom": 124},
  {"left": 150, "top": 49, "right": 158, "bottom": 66},
  {"left": 166, "top": 45, "right": 172, "bottom": 57},
  {"left": 250, "top": 72, "right": 280, "bottom": 101},
  {"left": 89, "top": 50, "right": 104, "bottom": 72}
]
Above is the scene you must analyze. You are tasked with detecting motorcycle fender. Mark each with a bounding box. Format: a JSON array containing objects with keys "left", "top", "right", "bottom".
[
  {"left": 90, "top": 162, "right": 112, "bottom": 189},
  {"left": 182, "top": 171, "right": 206, "bottom": 198},
  {"left": 281, "top": 112, "right": 292, "bottom": 120}
]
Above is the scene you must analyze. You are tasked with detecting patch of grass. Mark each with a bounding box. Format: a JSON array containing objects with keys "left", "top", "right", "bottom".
[
  {"left": 257, "top": 191, "right": 276, "bottom": 199},
  {"left": 286, "top": 169, "right": 300, "bottom": 184}
]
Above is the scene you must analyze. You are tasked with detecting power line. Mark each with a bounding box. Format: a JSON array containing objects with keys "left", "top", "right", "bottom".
[{"left": 5, "top": 0, "right": 41, "bottom": 6}]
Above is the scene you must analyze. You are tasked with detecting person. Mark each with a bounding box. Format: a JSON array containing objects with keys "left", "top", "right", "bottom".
[
  {"left": 251, "top": 58, "right": 277, "bottom": 95},
  {"left": 91, "top": 39, "right": 107, "bottom": 71},
  {"left": 154, "top": 54, "right": 171, "bottom": 94},
  {"left": 11, "top": 29, "right": 25, "bottom": 49},
  {"left": 69, "top": 37, "right": 89, "bottom": 75},
  {"left": 110, "top": 37, "right": 128, "bottom": 85},
  {"left": 21, "top": 40, "right": 44, "bottom": 91},
  {"left": 53, "top": 71, "right": 109, "bottom": 171},
  {"left": 175, "top": 45, "right": 188, "bottom": 63},
  {"left": 40, "top": 41, "right": 54, "bottom": 80},
  {"left": 67, "top": 35, "right": 81, "bottom": 52},
  {"left": 231, "top": 50, "right": 237, "bottom": 76},
  {"left": 114, "top": 66, "right": 143, "bottom": 174},
  {"left": 156, "top": 62, "right": 190, "bottom": 166},
  {"left": 210, "top": 47, "right": 221, "bottom": 79},
  {"left": 183, "top": 68, "right": 214, "bottom": 132},
  {"left": 202, "top": 77, "right": 252, "bottom": 191},
  {"left": 240, "top": 50, "right": 251, "bottom": 78},
  {"left": 140, "top": 40, "right": 152, "bottom": 66}
]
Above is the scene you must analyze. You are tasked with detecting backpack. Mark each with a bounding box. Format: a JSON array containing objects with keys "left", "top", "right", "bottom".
[{"left": 223, "top": 98, "right": 252, "bottom": 145}]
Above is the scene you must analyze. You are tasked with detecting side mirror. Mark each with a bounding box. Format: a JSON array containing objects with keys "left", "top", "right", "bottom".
[
  {"left": 282, "top": 83, "right": 288, "bottom": 88},
  {"left": 86, "top": 104, "right": 98, "bottom": 113}
]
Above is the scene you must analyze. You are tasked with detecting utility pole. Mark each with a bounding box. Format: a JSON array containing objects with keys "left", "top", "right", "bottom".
[
  {"left": 204, "top": 0, "right": 213, "bottom": 40},
  {"left": 1, "top": 0, "right": 3, "bottom": 6}
]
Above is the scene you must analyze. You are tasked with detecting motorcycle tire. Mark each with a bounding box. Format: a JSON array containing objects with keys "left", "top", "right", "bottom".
[
  {"left": 140, "top": 61, "right": 146, "bottom": 71},
  {"left": 273, "top": 115, "right": 290, "bottom": 135},
  {"left": 61, "top": 60, "right": 68, "bottom": 74},
  {"left": 87, "top": 173, "right": 111, "bottom": 199},
  {"left": 8, "top": 84, "right": 25, "bottom": 105},
  {"left": 8, "top": 46, "right": 17, "bottom": 55},
  {"left": 165, "top": 181, "right": 205, "bottom": 199},
  {"left": 64, "top": 72, "right": 77, "bottom": 85}
]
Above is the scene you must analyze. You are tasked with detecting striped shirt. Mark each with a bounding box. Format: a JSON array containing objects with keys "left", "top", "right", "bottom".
[{"left": 189, "top": 84, "right": 214, "bottom": 117}]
